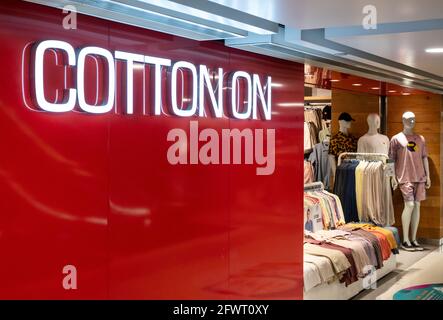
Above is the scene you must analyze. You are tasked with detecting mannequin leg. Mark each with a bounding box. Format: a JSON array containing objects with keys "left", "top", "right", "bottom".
[
  {"left": 411, "top": 202, "right": 421, "bottom": 242},
  {"left": 401, "top": 201, "right": 415, "bottom": 244}
]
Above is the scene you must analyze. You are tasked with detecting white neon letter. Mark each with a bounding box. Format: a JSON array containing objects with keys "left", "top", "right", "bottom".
[
  {"left": 231, "top": 71, "right": 252, "bottom": 120},
  {"left": 253, "top": 75, "right": 272, "bottom": 120},
  {"left": 199, "top": 66, "right": 223, "bottom": 118},
  {"left": 77, "top": 47, "right": 115, "bottom": 114},
  {"left": 34, "top": 40, "right": 76, "bottom": 112},
  {"left": 144, "top": 56, "right": 171, "bottom": 115},
  {"left": 171, "top": 61, "right": 198, "bottom": 117},
  {"left": 115, "top": 51, "right": 144, "bottom": 114}
]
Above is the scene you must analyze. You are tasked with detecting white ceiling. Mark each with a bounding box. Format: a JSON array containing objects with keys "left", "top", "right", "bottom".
[
  {"left": 210, "top": 0, "right": 443, "bottom": 79},
  {"left": 209, "top": 0, "right": 443, "bottom": 29},
  {"left": 28, "top": 0, "right": 443, "bottom": 88},
  {"left": 331, "top": 30, "right": 443, "bottom": 77}
]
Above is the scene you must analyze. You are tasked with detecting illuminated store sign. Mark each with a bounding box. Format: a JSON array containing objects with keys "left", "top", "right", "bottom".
[{"left": 32, "top": 40, "right": 273, "bottom": 120}]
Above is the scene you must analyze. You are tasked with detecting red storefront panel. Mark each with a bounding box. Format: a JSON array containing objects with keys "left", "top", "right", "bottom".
[{"left": 0, "top": 1, "right": 304, "bottom": 299}]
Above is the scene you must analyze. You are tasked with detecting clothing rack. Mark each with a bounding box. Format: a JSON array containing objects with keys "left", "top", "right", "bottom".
[
  {"left": 338, "top": 152, "right": 389, "bottom": 166},
  {"left": 304, "top": 182, "right": 324, "bottom": 192},
  {"left": 304, "top": 104, "right": 328, "bottom": 109}
]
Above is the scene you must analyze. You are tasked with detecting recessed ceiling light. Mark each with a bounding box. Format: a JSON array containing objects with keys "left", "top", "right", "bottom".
[
  {"left": 425, "top": 48, "right": 443, "bottom": 53},
  {"left": 402, "top": 92, "right": 411, "bottom": 95},
  {"left": 278, "top": 102, "right": 304, "bottom": 107},
  {"left": 330, "top": 79, "right": 340, "bottom": 82},
  {"left": 371, "top": 87, "right": 380, "bottom": 90},
  {"left": 352, "top": 83, "right": 362, "bottom": 86},
  {"left": 388, "top": 90, "right": 397, "bottom": 93}
]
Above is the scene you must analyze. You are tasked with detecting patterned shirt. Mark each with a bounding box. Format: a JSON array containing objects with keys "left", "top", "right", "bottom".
[{"left": 329, "top": 131, "right": 358, "bottom": 159}]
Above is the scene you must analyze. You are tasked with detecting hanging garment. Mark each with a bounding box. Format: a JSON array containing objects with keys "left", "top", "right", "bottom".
[
  {"left": 333, "top": 161, "right": 359, "bottom": 223},
  {"left": 318, "top": 126, "right": 331, "bottom": 142},
  {"left": 304, "top": 122, "right": 313, "bottom": 151},
  {"left": 304, "top": 190, "right": 345, "bottom": 230},
  {"left": 309, "top": 141, "right": 331, "bottom": 190},
  {"left": 304, "top": 161, "right": 315, "bottom": 184},
  {"left": 338, "top": 159, "right": 395, "bottom": 227}
]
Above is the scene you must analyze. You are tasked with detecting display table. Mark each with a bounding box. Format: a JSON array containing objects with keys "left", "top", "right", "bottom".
[{"left": 304, "top": 254, "right": 397, "bottom": 300}]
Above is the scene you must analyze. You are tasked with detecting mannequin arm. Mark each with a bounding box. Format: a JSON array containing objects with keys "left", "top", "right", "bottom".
[
  {"left": 391, "top": 176, "right": 398, "bottom": 190},
  {"left": 424, "top": 157, "right": 431, "bottom": 189}
]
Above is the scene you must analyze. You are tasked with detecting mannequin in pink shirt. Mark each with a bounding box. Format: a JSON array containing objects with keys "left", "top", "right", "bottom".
[{"left": 390, "top": 112, "right": 431, "bottom": 251}]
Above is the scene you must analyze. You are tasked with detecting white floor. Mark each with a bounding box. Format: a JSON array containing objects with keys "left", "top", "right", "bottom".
[{"left": 353, "top": 245, "right": 443, "bottom": 300}]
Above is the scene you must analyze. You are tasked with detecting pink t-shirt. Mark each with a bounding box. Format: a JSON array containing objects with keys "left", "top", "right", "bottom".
[{"left": 389, "top": 132, "right": 428, "bottom": 183}]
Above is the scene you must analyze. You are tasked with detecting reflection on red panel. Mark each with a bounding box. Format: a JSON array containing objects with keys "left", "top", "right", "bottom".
[{"left": 0, "top": 1, "right": 304, "bottom": 299}]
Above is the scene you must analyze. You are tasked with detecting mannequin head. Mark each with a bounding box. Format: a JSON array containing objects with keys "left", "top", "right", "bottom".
[
  {"left": 367, "top": 113, "right": 380, "bottom": 135},
  {"left": 338, "top": 112, "right": 354, "bottom": 134},
  {"left": 402, "top": 111, "right": 416, "bottom": 132},
  {"left": 367, "top": 113, "right": 380, "bottom": 129},
  {"left": 339, "top": 120, "right": 352, "bottom": 129}
]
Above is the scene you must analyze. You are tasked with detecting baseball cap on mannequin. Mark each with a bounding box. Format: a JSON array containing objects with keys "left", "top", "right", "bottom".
[{"left": 338, "top": 112, "right": 355, "bottom": 122}]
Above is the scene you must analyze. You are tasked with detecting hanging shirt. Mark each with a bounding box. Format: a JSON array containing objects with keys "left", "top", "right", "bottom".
[
  {"left": 304, "top": 122, "right": 313, "bottom": 151},
  {"left": 333, "top": 161, "right": 359, "bottom": 223},
  {"left": 304, "top": 161, "right": 315, "bottom": 184},
  {"left": 318, "top": 127, "right": 331, "bottom": 142},
  {"left": 389, "top": 132, "right": 428, "bottom": 183},
  {"left": 329, "top": 131, "right": 358, "bottom": 159},
  {"left": 357, "top": 133, "right": 390, "bottom": 155},
  {"left": 309, "top": 141, "right": 331, "bottom": 190},
  {"left": 354, "top": 161, "right": 368, "bottom": 222}
]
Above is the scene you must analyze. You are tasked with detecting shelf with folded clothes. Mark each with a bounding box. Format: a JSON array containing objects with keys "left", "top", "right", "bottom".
[
  {"left": 303, "top": 224, "right": 400, "bottom": 294},
  {"left": 303, "top": 182, "right": 400, "bottom": 297}
]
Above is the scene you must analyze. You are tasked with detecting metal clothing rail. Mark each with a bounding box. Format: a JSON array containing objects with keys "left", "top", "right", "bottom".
[
  {"left": 338, "top": 152, "right": 389, "bottom": 166},
  {"left": 304, "top": 182, "right": 324, "bottom": 192}
]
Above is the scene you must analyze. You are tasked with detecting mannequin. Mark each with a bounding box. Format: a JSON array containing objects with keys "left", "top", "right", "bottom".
[
  {"left": 389, "top": 112, "right": 431, "bottom": 251},
  {"left": 357, "top": 113, "right": 389, "bottom": 155},
  {"left": 358, "top": 113, "right": 394, "bottom": 226},
  {"left": 329, "top": 112, "right": 358, "bottom": 179}
]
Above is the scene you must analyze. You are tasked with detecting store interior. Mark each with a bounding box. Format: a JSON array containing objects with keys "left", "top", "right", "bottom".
[{"left": 302, "top": 64, "right": 443, "bottom": 300}]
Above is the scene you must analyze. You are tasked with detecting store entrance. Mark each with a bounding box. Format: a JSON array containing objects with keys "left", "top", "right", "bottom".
[{"left": 302, "top": 65, "right": 442, "bottom": 300}]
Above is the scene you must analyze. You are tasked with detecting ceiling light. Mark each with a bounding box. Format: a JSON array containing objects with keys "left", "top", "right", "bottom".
[
  {"left": 402, "top": 92, "right": 411, "bottom": 96},
  {"left": 271, "top": 83, "right": 283, "bottom": 87},
  {"left": 278, "top": 102, "right": 304, "bottom": 107},
  {"left": 425, "top": 48, "right": 443, "bottom": 53},
  {"left": 371, "top": 87, "right": 380, "bottom": 90},
  {"left": 352, "top": 83, "right": 362, "bottom": 86},
  {"left": 388, "top": 90, "right": 397, "bottom": 93},
  {"left": 330, "top": 79, "right": 340, "bottom": 82}
]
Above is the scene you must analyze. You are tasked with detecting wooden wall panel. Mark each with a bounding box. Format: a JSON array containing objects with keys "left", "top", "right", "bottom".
[
  {"left": 387, "top": 94, "right": 442, "bottom": 240},
  {"left": 331, "top": 89, "right": 379, "bottom": 139}
]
